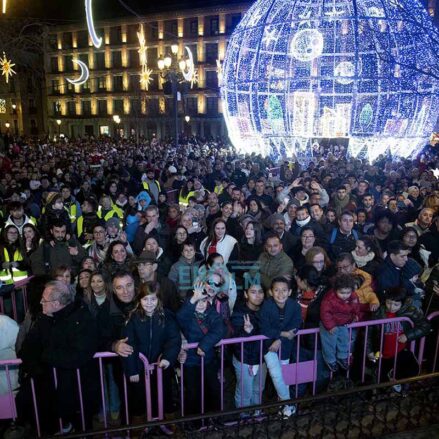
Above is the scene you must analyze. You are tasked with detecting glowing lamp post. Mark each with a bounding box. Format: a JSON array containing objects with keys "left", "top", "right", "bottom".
[
  {"left": 5, "top": 121, "right": 10, "bottom": 133},
  {"left": 113, "top": 114, "right": 121, "bottom": 138},
  {"left": 157, "top": 44, "right": 194, "bottom": 148},
  {"left": 56, "top": 119, "right": 61, "bottom": 138}
]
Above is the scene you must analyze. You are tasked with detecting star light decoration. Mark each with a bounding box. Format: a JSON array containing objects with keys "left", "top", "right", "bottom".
[
  {"left": 221, "top": 0, "right": 439, "bottom": 163},
  {"left": 137, "top": 24, "right": 153, "bottom": 91},
  {"left": 432, "top": 168, "right": 439, "bottom": 179},
  {"left": 0, "top": 52, "right": 16, "bottom": 84}
]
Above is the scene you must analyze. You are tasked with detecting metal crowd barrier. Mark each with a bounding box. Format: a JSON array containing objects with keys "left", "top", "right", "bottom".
[
  {"left": 1, "top": 315, "right": 429, "bottom": 436},
  {"left": 0, "top": 277, "right": 32, "bottom": 322}
]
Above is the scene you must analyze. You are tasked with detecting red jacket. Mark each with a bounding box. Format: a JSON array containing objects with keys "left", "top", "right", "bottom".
[{"left": 320, "top": 289, "right": 360, "bottom": 331}]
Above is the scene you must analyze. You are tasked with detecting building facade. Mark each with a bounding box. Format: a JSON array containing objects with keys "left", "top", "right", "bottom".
[{"left": 44, "top": 2, "right": 251, "bottom": 140}]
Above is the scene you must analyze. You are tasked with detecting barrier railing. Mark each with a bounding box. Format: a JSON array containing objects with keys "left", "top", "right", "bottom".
[
  {"left": 0, "top": 277, "right": 32, "bottom": 322},
  {"left": 0, "top": 315, "right": 427, "bottom": 436},
  {"left": 417, "top": 311, "right": 439, "bottom": 372}
]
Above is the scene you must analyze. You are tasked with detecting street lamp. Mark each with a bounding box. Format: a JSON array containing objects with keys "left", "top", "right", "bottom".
[
  {"left": 113, "top": 114, "right": 121, "bottom": 138},
  {"left": 185, "top": 115, "right": 190, "bottom": 123},
  {"left": 157, "top": 44, "right": 193, "bottom": 148},
  {"left": 56, "top": 119, "right": 61, "bottom": 138},
  {"left": 5, "top": 122, "right": 10, "bottom": 132}
]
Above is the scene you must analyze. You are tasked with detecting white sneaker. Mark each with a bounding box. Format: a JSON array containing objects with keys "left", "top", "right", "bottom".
[{"left": 281, "top": 404, "right": 296, "bottom": 418}]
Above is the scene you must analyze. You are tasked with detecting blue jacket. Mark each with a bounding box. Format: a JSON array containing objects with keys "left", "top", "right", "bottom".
[
  {"left": 176, "top": 301, "right": 226, "bottom": 366},
  {"left": 259, "top": 297, "right": 302, "bottom": 360},
  {"left": 122, "top": 309, "right": 181, "bottom": 377},
  {"left": 375, "top": 256, "right": 420, "bottom": 300},
  {"left": 231, "top": 303, "right": 263, "bottom": 366}
]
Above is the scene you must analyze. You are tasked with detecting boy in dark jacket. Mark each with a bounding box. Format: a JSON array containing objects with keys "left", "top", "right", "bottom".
[
  {"left": 320, "top": 274, "right": 360, "bottom": 372},
  {"left": 367, "top": 287, "right": 430, "bottom": 387},
  {"left": 231, "top": 283, "right": 266, "bottom": 413},
  {"left": 176, "top": 280, "right": 226, "bottom": 419},
  {"left": 259, "top": 276, "right": 302, "bottom": 418}
]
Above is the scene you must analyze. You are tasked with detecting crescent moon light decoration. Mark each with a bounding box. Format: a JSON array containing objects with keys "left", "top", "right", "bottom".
[
  {"left": 66, "top": 59, "right": 90, "bottom": 86},
  {"left": 182, "top": 46, "right": 198, "bottom": 89},
  {"left": 85, "top": 0, "right": 102, "bottom": 48}
]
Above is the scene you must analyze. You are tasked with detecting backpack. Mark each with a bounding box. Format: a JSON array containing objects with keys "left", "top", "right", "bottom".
[{"left": 329, "top": 228, "right": 359, "bottom": 245}]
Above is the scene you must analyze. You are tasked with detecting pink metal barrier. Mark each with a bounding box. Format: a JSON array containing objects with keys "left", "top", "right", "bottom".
[
  {"left": 0, "top": 315, "right": 429, "bottom": 435},
  {"left": 0, "top": 277, "right": 32, "bottom": 322}
]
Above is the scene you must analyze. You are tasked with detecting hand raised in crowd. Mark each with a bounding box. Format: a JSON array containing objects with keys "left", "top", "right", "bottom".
[
  {"left": 119, "top": 231, "right": 128, "bottom": 243},
  {"left": 243, "top": 314, "right": 254, "bottom": 334},
  {"left": 158, "top": 359, "right": 170, "bottom": 369},
  {"left": 190, "top": 280, "right": 206, "bottom": 304},
  {"left": 113, "top": 337, "right": 134, "bottom": 357},
  {"left": 398, "top": 334, "right": 408, "bottom": 343},
  {"left": 289, "top": 178, "right": 302, "bottom": 189},
  {"left": 197, "top": 347, "right": 205, "bottom": 357}
]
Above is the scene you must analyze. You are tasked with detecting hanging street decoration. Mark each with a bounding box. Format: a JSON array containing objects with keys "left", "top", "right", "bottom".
[
  {"left": 137, "top": 24, "right": 153, "bottom": 90},
  {"left": 2, "top": 0, "right": 7, "bottom": 14},
  {"left": 66, "top": 59, "right": 90, "bottom": 85},
  {"left": 85, "top": 0, "right": 102, "bottom": 48},
  {"left": 0, "top": 52, "right": 16, "bottom": 83},
  {"left": 181, "top": 46, "right": 197, "bottom": 89}
]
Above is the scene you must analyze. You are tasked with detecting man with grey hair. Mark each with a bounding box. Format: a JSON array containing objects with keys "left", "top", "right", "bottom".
[{"left": 16, "top": 280, "right": 98, "bottom": 434}]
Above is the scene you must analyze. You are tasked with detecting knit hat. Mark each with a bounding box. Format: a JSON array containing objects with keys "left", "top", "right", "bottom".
[
  {"left": 46, "top": 191, "right": 60, "bottom": 206},
  {"left": 270, "top": 213, "right": 286, "bottom": 227},
  {"left": 106, "top": 217, "right": 120, "bottom": 230}
]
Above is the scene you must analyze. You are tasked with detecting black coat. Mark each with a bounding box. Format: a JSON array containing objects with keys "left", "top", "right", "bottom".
[
  {"left": 122, "top": 310, "right": 181, "bottom": 377},
  {"left": 18, "top": 301, "right": 98, "bottom": 423},
  {"left": 231, "top": 303, "right": 262, "bottom": 365}
]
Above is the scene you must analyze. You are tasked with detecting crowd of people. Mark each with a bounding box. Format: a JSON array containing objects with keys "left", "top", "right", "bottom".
[{"left": 0, "top": 134, "right": 439, "bottom": 435}]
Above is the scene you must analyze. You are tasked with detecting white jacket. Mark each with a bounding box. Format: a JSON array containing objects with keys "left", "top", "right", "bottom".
[
  {"left": 200, "top": 234, "right": 237, "bottom": 264},
  {"left": 0, "top": 315, "right": 19, "bottom": 395}
]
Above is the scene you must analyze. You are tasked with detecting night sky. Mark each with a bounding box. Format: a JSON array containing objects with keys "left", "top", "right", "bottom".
[{"left": 6, "top": 0, "right": 249, "bottom": 22}]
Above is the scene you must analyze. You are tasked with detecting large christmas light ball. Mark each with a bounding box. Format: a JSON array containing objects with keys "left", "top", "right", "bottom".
[{"left": 221, "top": 0, "right": 439, "bottom": 161}]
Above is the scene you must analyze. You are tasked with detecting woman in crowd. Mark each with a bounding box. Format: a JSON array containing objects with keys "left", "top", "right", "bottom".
[
  {"left": 101, "top": 240, "right": 133, "bottom": 278},
  {"left": 168, "top": 226, "right": 189, "bottom": 264},
  {"left": 200, "top": 218, "right": 239, "bottom": 264},
  {"left": 22, "top": 223, "right": 41, "bottom": 260},
  {"left": 292, "top": 226, "right": 317, "bottom": 270},
  {"left": 351, "top": 236, "right": 382, "bottom": 276}
]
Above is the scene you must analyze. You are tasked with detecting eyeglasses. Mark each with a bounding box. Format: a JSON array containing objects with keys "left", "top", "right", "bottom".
[{"left": 40, "top": 297, "right": 57, "bottom": 304}]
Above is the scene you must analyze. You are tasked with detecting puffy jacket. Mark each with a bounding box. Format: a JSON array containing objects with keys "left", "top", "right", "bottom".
[
  {"left": 176, "top": 301, "right": 226, "bottom": 366},
  {"left": 259, "top": 297, "right": 302, "bottom": 360},
  {"left": 320, "top": 289, "right": 360, "bottom": 331},
  {"left": 353, "top": 268, "right": 380, "bottom": 320},
  {"left": 122, "top": 310, "right": 181, "bottom": 377},
  {"left": 231, "top": 303, "right": 262, "bottom": 365},
  {"left": 0, "top": 315, "right": 19, "bottom": 395},
  {"left": 367, "top": 300, "right": 431, "bottom": 354}
]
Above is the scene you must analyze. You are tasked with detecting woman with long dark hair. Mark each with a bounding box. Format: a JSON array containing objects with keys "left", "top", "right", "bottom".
[
  {"left": 200, "top": 218, "right": 238, "bottom": 264},
  {"left": 101, "top": 240, "right": 133, "bottom": 278}
]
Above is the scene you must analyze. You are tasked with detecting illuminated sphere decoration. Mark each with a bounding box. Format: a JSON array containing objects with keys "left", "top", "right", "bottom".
[{"left": 221, "top": 0, "right": 439, "bottom": 162}]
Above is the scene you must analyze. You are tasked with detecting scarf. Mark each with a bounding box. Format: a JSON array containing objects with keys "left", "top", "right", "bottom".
[
  {"left": 351, "top": 251, "right": 375, "bottom": 268},
  {"left": 296, "top": 216, "right": 311, "bottom": 227},
  {"left": 332, "top": 195, "right": 351, "bottom": 216}
]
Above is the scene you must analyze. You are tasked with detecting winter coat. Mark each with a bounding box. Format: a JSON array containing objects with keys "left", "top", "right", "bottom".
[
  {"left": 328, "top": 228, "right": 360, "bottom": 260},
  {"left": 352, "top": 268, "right": 380, "bottom": 320},
  {"left": 257, "top": 251, "right": 294, "bottom": 291},
  {"left": 259, "top": 297, "right": 302, "bottom": 360},
  {"left": 367, "top": 300, "right": 431, "bottom": 354},
  {"left": 320, "top": 289, "right": 360, "bottom": 331},
  {"left": 230, "top": 303, "right": 263, "bottom": 365},
  {"left": 200, "top": 234, "right": 239, "bottom": 264},
  {"left": 0, "top": 315, "right": 19, "bottom": 395},
  {"left": 122, "top": 310, "right": 181, "bottom": 377},
  {"left": 30, "top": 238, "right": 86, "bottom": 276},
  {"left": 168, "top": 256, "right": 203, "bottom": 301},
  {"left": 132, "top": 222, "right": 170, "bottom": 256},
  {"left": 375, "top": 256, "right": 421, "bottom": 300},
  {"left": 176, "top": 301, "right": 226, "bottom": 366}
]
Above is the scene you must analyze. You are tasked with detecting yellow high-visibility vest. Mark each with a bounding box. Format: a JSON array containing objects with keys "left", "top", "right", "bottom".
[
  {"left": 0, "top": 248, "right": 28, "bottom": 284},
  {"left": 142, "top": 180, "right": 161, "bottom": 193}
]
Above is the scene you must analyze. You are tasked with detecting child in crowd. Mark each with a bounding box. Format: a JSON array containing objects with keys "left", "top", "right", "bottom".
[
  {"left": 320, "top": 274, "right": 360, "bottom": 372},
  {"left": 122, "top": 283, "right": 181, "bottom": 424},
  {"left": 259, "top": 277, "right": 302, "bottom": 418},
  {"left": 367, "top": 287, "right": 430, "bottom": 388},
  {"left": 176, "top": 280, "right": 226, "bottom": 421},
  {"left": 230, "top": 283, "right": 266, "bottom": 414}
]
